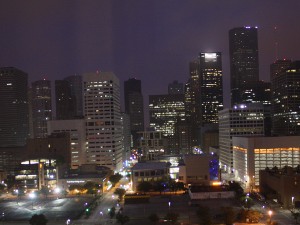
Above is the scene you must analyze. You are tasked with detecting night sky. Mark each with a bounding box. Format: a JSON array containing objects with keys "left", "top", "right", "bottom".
[{"left": 1, "top": 1, "right": 300, "bottom": 109}]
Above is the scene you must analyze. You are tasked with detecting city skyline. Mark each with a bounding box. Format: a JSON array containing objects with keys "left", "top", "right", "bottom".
[{"left": 1, "top": 1, "right": 300, "bottom": 109}]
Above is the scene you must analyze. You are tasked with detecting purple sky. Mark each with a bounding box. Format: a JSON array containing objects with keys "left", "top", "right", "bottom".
[{"left": 1, "top": 1, "right": 300, "bottom": 109}]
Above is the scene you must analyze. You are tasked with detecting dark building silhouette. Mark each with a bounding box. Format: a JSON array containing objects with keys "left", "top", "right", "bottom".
[
  {"left": 64, "top": 75, "right": 83, "bottom": 118},
  {"left": 271, "top": 61, "right": 300, "bottom": 135},
  {"left": 55, "top": 80, "right": 75, "bottom": 120},
  {"left": 31, "top": 79, "right": 52, "bottom": 138},
  {"left": 124, "top": 78, "right": 144, "bottom": 148},
  {"left": 55, "top": 75, "right": 83, "bottom": 120},
  {"left": 270, "top": 59, "right": 292, "bottom": 80},
  {"left": 229, "top": 27, "right": 259, "bottom": 106},
  {"left": 0, "top": 67, "right": 29, "bottom": 147},
  {"left": 168, "top": 80, "right": 184, "bottom": 94},
  {"left": 239, "top": 81, "right": 271, "bottom": 105}
]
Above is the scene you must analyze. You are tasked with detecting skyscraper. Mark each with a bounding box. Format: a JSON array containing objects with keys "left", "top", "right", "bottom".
[
  {"left": 199, "top": 52, "right": 223, "bottom": 125},
  {"left": 83, "top": 72, "right": 123, "bottom": 171},
  {"left": 271, "top": 61, "right": 300, "bottom": 135},
  {"left": 124, "top": 78, "right": 144, "bottom": 147},
  {"left": 31, "top": 79, "right": 52, "bottom": 138},
  {"left": 65, "top": 75, "right": 83, "bottom": 118},
  {"left": 149, "top": 94, "right": 185, "bottom": 154},
  {"left": 55, "top": 75, "right": 83, "bottom": 120},
  {"left": 0, "top": 67, "right": 29, "bottom": 147},
  {"left": 229, "top": 27, "right": 259, "bottom": 106},
  {"left": 219, "top": 103, "right": 270, "bottom": 173},
  {"left": 55, "top": 80, "right": 75, "bottom": 120}
]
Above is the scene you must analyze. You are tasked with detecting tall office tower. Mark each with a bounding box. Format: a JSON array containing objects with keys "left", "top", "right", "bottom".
[
  {"left": 185, "top": 60, "right": 201, "bottom": 124},
  {"left": 219, "top": 103, "right": 271, "bottom": 173},
  {"left": 229, "top": 27, "right": 259, "bottom": 106},
  {"left": 124, "top": 78, "right": 144, "bottom": 148},
  {"left": 168, "top": 80, "right": 184, "bottom": 94},
  {"left": 31, "top": 79, "right": 52, "bottom": 138},
  {"left": 0, "top": 67, "right": 29, "bottom": 147},
  {"left": 83, "top": 72, "right": 123, "bottom": 171},
  {"left": 121, "top": 113, "right": 131, "bottom": 166},
  {"left": 199, "top": 52, "right": 223, "bottom": 125},
  {"left": 65, "top": 75, "right": 83, "bottom": 118},
  {"left": 271, "top": 61, "right": 300, "bottom": 136},
  {"left": 149, "top": 94, "right": 185, "bottom": 154},
  {"left": 184, "top": 60, "right": 201, "bottom": 149},
  {"left": 270, "top": 59, "right": 292, "bottom": 80},
  {"left": 55, "top": 80, "right": 75, "bottom": 120}
]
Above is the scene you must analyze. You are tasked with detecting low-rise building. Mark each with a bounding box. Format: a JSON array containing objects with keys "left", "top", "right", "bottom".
[
  {"left": 15, "top": 158, "right": 57, "bottom": 190},
  {"left": 178, "top": 154, "right": 219, "bottom": 186},
  {"left": 232, "top": 136, "right": 300, "bottom": 190},
  {"left": 260, "top": 167, "right": 300, "bottom": 208},
  {"left": 58, "top": 164, "right": 112, "bottom": 193},
  {"left": 131, "top": 161, "right": 169, "bottom": 192}
]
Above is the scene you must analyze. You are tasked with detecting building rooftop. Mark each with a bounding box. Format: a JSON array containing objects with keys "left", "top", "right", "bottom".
[{"left": 131, "top": 161, "right": 168, "bottom": 171}]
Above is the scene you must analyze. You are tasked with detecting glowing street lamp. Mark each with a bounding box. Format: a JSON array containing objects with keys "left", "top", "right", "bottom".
[
  {"left": 268, "top": 210, "right": 273, "bottom": 223},
  {"left": 29, "top": 192, "right": 36, "bottom": 210},
  {"left": 168, "top": 201, "right": 171, "bottom": 211},
  {"left": 292, "top": 196, "right": 295, "bottom": 208}
]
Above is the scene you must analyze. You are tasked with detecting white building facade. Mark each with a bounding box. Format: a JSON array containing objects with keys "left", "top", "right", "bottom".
[
  {"left": 47, "top": 119, "right": 86, "bottom": 169},
  {"left": 83, "top": 72, "right": 123, "bottom": 171},
  {"left": 232, "top": 136, "right": 300, "bottom": 190},
  {"left": 218, "top": 103, "right": 270, "bottom": 174}
]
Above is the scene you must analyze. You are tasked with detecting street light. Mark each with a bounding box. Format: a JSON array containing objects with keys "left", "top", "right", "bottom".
[
  {"left": 29, "top": 192, "right": 36, "bottom": 210},
  {"left": 292, "top": 196, "right": 295, "bottom": 208},
  {"left": 268, "top": 210, "right": 273, "bottom": 223},
  {"left": 66, "top": 219, "right": 71, "bottom": 225},
  {"left": 168, "top": 201, "right": 171, "bottom": 211}
]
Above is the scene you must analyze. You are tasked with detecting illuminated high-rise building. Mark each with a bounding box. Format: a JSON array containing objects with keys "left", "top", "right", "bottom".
[
  {"left": 124, "top": 78, "right": 144, "bottom": 148},
  {"left": 229, "top": 27, "right": 259, "bottom": 106},
  {"left": 271, "top": 61, "right": 300, "bottom": 135},
  {"left": 219, "top": 103, "right": 271, "bottom": 173},
  {"left": 199, "top": 52, "right": 223, "bottom": 125},
  {"left": 83, "top": 72, "right": 123, "bottom": 171},
  {"left": 0, "top": 67, "right": 29, "bottom": 147},
  {"left": 149, "top": 94, "right": 185, "bottom": 154},
  {"left": 31, "top": 79, "right": 52, "bottom": 138}
]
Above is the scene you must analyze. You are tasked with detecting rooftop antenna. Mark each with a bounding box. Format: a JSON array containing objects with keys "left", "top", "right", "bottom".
[{"left": 274, "top": 26, "right": 279, "bottom": 61}]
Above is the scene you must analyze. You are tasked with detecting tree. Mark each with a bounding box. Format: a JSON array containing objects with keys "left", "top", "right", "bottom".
[
  {"left": 153, "top": 180, "right": 165, "bottom": 194},
  {"left": 137, "top": 181, "right": 152, "bottom": 193},
  {"left": 109, "top": 173, "right": 123, "bottom": 187},
  {"left": 240, "top": 195, "right": 254, "bottom": 209},
  {"left": 196, "top": 205, "right": 212, "bottom": 225},
  {"left": 221, "top": 207, "right": 236, "bottom": 225},
  {"left": 164, "top": 212, "right": 179, "bottom": 224},
  {"left": 109, "top": 206, "right": 116, "bottom": 219},
  {"left": 228, "top": 181, "right": 244, "bottom": 198},
  {"left": 148, "top": 213, "right": 160, "bottom": 224},
  {"left": 84, "top": 181, "right": 99, "bottom": 194},
  {"left": 116, "top": 212, "right": 130, "bottom": 225},
  {"left": 29, "top": 214, "right": 48, "bottom": 225},
  {"left": 237, "top": 209, "right": 262, "bottom": 223},
  {"left": 114, "top": 188, "right": 126, "bottom": 201}
]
